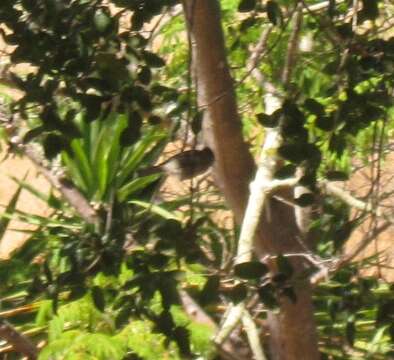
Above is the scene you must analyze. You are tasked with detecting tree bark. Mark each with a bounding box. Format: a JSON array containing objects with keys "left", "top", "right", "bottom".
[{"left": 182, "top": 1, "right": 320, "bottom": 359}]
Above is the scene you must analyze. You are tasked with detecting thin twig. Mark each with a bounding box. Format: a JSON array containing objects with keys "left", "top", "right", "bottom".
[
  {"left": 311, "top": 220, "right": 392, "bottom": 285},
  {"left": 281, "top": 3, "right": 303, "bottom": 87},
  {"left": 320, "top": 180, "right": 394, "bottom": 225}
]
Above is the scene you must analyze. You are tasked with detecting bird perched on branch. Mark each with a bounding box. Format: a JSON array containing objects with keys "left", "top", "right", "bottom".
[{"left": 141, "top": 147, "right": 215, "bottom": 180}]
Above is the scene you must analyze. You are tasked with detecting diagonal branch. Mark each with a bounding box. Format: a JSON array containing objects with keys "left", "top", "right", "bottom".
[
  {"left": 0, "top": 104, "right": 100, "bottom": 227},
  {"left": 242, "top": 310, "right": 267, "bottom": 360},
  {"left": 0, "top": 317, "right": 37, "bottom": 359},
  {"left": 13, "top": 141, "right": 100, "bottom": 227},
  {"left": 311, "top": 220, "right": 391, "bottom": 285},
  {"left": 320, "top": 180, "right": 394, "bottom": 225}
]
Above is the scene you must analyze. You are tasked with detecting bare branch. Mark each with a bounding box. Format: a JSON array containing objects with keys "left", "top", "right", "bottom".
[
  {"left": 242, "top": 310, "right": 267, "bottom": 360},
  {"left": 321, "top": 180, "right": 394, "bottom": 225},
  {"left": 179, "top": 290, "right": 217, "bottom": 329},
  {"left": 281, "top": 4, "right": 303, "bottom": 87},
  {"left": 311, "top": 220, "right": 391, "bottom": 285},
  {"left": 16, "top": 142, "right": 100, "bottom": 227},
  {"left": 0, "top": 317, "right": 37, "bottom": 359},
  {"left": 214, "top": 302, "right": 245, "bottom": 345},
  {"left": 0, "top": 99, "right": 100, "bottom": 227}
]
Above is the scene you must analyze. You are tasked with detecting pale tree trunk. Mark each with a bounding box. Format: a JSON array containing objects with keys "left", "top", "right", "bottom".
[{"left": 182, "top": 1, "right": 320, "bottom": 359}]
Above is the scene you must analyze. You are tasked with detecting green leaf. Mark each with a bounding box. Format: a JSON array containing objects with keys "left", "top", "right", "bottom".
[
  {"left": 234, "top": 261, "right": 269, "bottom": 279},
  {"left": 61, "top": 152, "right": 88, "bottom": 193},
  {"left": 360, "top": 0, "right": 379, "bottom": 21},
  {"left": 128, "top": 200, "right": 181, "bottom": 220},
  {"left": 333, "top": 221, "right": 356, "bottom": 251},
  {"left": 238, "top": 0, "right": 256, "bottom": 12},
  {"left": 91, "top": 286, "right": 105, "bottom": 312},
  {"left": 131, "top": 10, "right": 144, "bottom": 31},
  {"left": 240, "top": 16, "right": 257, "bottom": 32},
  {"left": 274, "top": 164, "right": 296, "bottom": 179},
  {"left": 137, "top": 66, "right": 152, "bottom": 85},
  {"left": 316, "top": 116, "right": 335, "bottom": 131},
  {"left": 70, "top": 140, "right": 95, "bottom": 193},
  {"left": 43, "top": 134, "right": 65, "bottom": 159},
  {"left": 266, "top": 1, "right": 283, "bottom": 26},
  {"left": 159, "top": 275, "right": 179, "bottom": 310},
  {"left": 256, "top": 113, "right": 278, "bottom": 127},
  {"left": 148, "top": 115, "right": 162, "bottom": 125},
  {"left": 173, "top": 326, "right": 192, "bottom": 357},
  {"left": 118, "top": 129, "right": 166, "bottom": 185},
  {"left": 23, "top": 126, "right": 46, "bottom": 143},
  {"left": 120, "top": 126, "right": 141, "bottom": 147},
  {"left": 10, "top": 176, "right": 61, "bottom": 210},
  {"left": 141, "top": 51, "right": 165, "bottom": 68},
  {"left": 304, "top": 98, "right": 325, "bottom": 117},
  {"left": 345, "top": 321, "right": 355, "bottom": 345},
  {"left": 294, "top": 193, "right": 315, "bottom": 207},
  {"left": 258, "top": 283, "right": 278, "bottom": 309},
  {"left": 94, "top": 9, "right": 111, "bottom": 33},
  {"left": 199, "top": 275, "right": 220, "bottom": 306},
  {"left": 325, "top": 170, "right": 349, "bottom": 181},
  {"left": 0, "top": 182, "right": 23, "bottom": 238},
  {"left": 117, "top": 174, "right": 160, "bottom": 202},
  {"left": 278, "top": 143, "right": 307, "bottom": 163},
  {"left": 133, "top": 86, "right": 152, "bottom": 111},
  {"left": 228, "top": 283, "right": 248, "bottom": 304},
  {"left": 276, "top": 255, "right": 293, "bottom": 278},
  {"left": 191, "top": 111, "right": 203, "bottom": 135},
  {"left": 281, "top": 286, "right": 297, "bottom": 303},
  {"left": 329, "top": 134, "right": 346, "bottom": 155}
]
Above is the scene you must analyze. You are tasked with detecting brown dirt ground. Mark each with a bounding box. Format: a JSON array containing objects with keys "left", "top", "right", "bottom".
[{"left": 0, "top": 152, "right": 51, "bottom": 258}]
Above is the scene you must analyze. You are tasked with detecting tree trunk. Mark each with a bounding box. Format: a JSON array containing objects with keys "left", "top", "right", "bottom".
[{"left": 182, "top": 1, "right": 320, "bottom": 359}]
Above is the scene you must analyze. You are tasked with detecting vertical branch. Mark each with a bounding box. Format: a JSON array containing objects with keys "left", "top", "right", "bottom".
[{"left": 183, "top": 2, "right": 320, "bottom": 359}]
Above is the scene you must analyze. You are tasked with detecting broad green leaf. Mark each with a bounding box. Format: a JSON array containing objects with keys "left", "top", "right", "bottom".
[
  {"left": 117, "top": 129, "right": 166, "bottom": 186},
  {"left": 258, "top": 283, "right": 278, "bottom": 309},
  {"left": 91, "top": 286, "right": 105, "bottom": 312},
  {"left": 128, "top": 200, "right": 181, "bottom": 220},
  {"left": 294, "top": 193, "right": 315, "bottom": 207},
  {"left": 117, "top": 174, "right": 160, "bottom": 202},
  {"left": 276, "top": 255, "right": 293, "bottom": 278},
  {"left": 234, "top": 261, "right": 269, "bottom": 279},
  {"left": 238, "top": 0, "right": 256, "bottom": 12},
  {"left": 227, "top": 283, "right": 248, "bottom": 304},
  {"left": 61, "top": 152, "right": 88, "bottom": 193},
  {"left": 266, "top": 1, "right": 283, "bottom": 26},
  {"left": 69, "top": 140, "right": 95, "bottom": 194}
]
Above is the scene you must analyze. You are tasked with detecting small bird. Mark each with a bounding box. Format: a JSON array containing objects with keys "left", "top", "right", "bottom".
[{"left": 141, "top": 147, "right": 214, "bottom": 180}]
